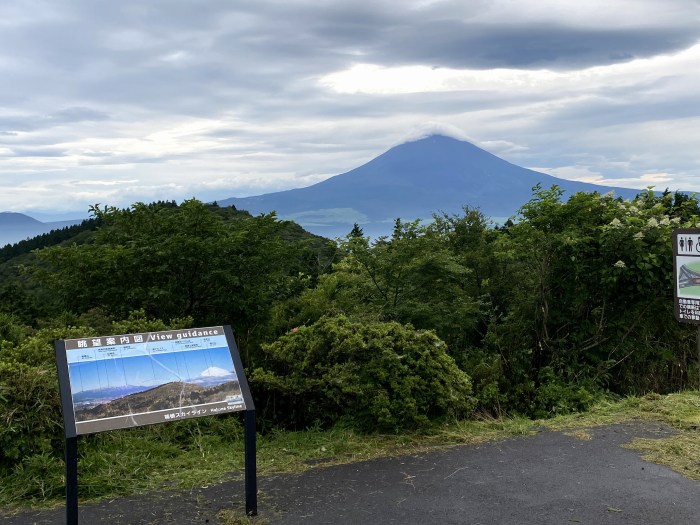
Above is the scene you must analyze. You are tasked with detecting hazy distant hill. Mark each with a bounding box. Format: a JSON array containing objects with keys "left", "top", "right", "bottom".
[
  {"left": 72, "top": 385, "right": 151, "bottom": 405},
  {"left": 0, "top": 212, "right": 83, "bottom": 247},
  {"left": 219, "top": 135, "right": 643, "bottom": 238}
]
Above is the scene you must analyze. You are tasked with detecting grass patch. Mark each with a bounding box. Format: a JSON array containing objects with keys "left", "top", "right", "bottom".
[
  {"left": 3, "top": 391, "right": 700, "bottom": 514},
  {"left": 535, "top": 395, "right": 642, "bottom": 430},
  {"left": 255, "top": 414, "right": 535, "bottom": 476}
]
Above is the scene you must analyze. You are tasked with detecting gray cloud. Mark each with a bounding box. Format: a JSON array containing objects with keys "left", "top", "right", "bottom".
[
  {"left": 5, "top": 147, "right": 69, "bottom": 158},
  {"left": 6, "top": 1, "right": 696, "bottom": 111},
  {"left": 371, "top": 24, "right": 700, "bottom": 69},
  {"left": 0, "top": 0, "right": 699, "bottom": 213},
  {"left": 0, "top": 107, "right": 109, "bottom": 133}
]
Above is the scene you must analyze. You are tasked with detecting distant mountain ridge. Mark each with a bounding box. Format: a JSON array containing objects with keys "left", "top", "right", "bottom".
[
  {"left": 2, "top": 135, "right": 651, "bottom": 244},
  {"left": 219, "top": 135, "right": 643, "bottom": 238},
  {"left": 0, "top": 212, "right": 83, "bottom": 247}
]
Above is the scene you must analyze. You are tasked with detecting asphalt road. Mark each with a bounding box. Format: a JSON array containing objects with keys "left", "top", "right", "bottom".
[{"left": 3, "top": 421, "right": 699, "bottom": 525}]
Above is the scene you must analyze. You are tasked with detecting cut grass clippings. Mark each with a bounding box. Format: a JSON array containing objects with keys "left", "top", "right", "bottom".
[
  {"left": 622, "top": 392, "right": 700, "bottom": 481},
  {"left": 540, "top": 391, "right": 700, "bottom": 482}
]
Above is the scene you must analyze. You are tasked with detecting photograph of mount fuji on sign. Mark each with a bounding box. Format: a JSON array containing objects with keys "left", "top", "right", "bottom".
[{"left": 64, "top": 327, "right": 245, "bottom": 434}]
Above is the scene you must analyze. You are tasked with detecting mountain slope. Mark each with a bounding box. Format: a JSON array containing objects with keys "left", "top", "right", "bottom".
[
  {"left": 219, "top": 135, "right": 642, "bottom": 238},
  {"left": 0, "top": 212, "right": 83, "bottom": 247},
  {"left": 0, "top": 212, "right": 50, "bottom": 247},
  {"left": 0, "top": 211, "right": 44, "bottom": 228}
]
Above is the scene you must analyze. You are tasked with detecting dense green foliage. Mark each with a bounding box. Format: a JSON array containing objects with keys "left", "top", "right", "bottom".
[
  {"left": 253, "top": 315, "right": 475, "bottom": 431},
  {"left": 483, "top": 187, "right": 697, "bottom": 416},
  {"left": 266, "top": 187, "right": 699, "bottom": 416},
  {"left": 1, "top": 188, "right": 699, "bottom": 503},
  {"left": 24, "top": 200, "right": 335, "bottom": 363}
]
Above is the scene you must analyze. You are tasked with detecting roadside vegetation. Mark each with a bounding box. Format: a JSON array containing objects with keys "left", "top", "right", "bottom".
[{"left": 1, "top": 187, "right": 700, "bottom": 510}]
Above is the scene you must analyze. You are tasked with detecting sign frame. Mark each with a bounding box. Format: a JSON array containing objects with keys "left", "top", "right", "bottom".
[{"left": 54, "top": 325, "right": 257, "bottom": 523}]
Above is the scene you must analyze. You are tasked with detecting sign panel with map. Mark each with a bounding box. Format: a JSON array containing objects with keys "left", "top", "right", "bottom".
[
  {"left": 55, "top": 325, "right": 251, "bottom": 436},
  {"left": 673, "top": 229, "right": 700, "bottom": 324}
]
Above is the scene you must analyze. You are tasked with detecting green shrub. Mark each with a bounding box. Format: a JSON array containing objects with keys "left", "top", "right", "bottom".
[
  {"left": 0, "top": 327, "right": 94, "bottom": 473},
  {"left": 0, "top": 361, "right": 63, "bottom": 470},
  {"left": 0, "top": 312, "right": 26, "bottom": 346},
  {"left": 109, "top": 308, "right": 193, "bottom": 335},
  {"left": 0, "top": 314, "right": 194, "bottom": 476},
  {"left": 531, "top": 367, "right": 597, "bottom": 418},
  {"left": 252, "top": 315, "right": 476, "bottom": 432},
  {"left": 459, "top": 348, "right": 504, "bottom": 415},
  {"left": 484, "top": 188, "right": 700, "bottom": 415}
]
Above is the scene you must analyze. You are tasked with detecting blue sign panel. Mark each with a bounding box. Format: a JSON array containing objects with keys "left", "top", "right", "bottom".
[{"left": 56, "top": 326, "right": 249, "bottom": 435}]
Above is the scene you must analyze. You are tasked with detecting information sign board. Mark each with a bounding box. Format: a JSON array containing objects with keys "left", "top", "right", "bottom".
[
  {"left": 55, "top": 325, "right": 250, "bottom": 436},
  {"left": 673, "top": 229, "right": 700, "bottom": 324},
  {"left": 54, "top": 325, "right": 257, "bottom": 522}
]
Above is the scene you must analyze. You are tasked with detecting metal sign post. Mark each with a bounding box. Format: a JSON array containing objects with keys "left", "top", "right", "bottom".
[
  {"left": 54, "top": 325, "right": 256, "bottom": 523},
  {"left": 55, "top": 338, "right": 79, "bottom": 525},
  {"left": 225, "top": 325, "right": 258, "bottom": 516},
  {"left": 245, "top": 409, "right": 257, "bottom": 515},
  {"left": 65, "top": 437, "right": 78, "bottom": 525}
]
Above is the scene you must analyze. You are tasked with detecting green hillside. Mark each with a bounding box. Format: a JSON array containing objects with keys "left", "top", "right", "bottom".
[{"left": 2, "top": 188, "right": 700, "bottom": 509}]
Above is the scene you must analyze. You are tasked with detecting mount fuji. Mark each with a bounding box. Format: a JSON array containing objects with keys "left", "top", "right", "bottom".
[{"left": 218, "top": 135, "right": 642, "bottom": 239}]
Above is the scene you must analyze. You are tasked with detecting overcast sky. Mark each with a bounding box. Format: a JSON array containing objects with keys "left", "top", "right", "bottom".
[{"left": 1, "top": 0, "right": 699, "bottom": 218}]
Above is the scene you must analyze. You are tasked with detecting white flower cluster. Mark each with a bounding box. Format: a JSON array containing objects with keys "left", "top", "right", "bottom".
[{"left": 610, "top": 197, "right": 680, "bottom": 232}]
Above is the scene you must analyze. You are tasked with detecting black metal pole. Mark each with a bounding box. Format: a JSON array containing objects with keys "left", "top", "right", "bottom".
[
  {"left": 65, "top": 436, "right": 78, "bottom": 525},
  {"left": 697, "top": 325, "right": 700, "bottom": 395},
  {"left": 244, "top": 409, "right": 257, "bottom": 516}
]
